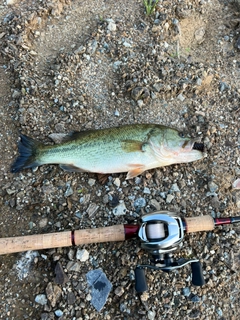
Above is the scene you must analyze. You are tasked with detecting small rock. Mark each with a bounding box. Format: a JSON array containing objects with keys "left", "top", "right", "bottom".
[
  {"left": 137, "top": 99, "right": 144, "bottom": 107},
  {"left": 182, "top": 287, "right": 191, "bottom": 297},
  {"left": 68, "top": 249, "right": 75, "bottom": 260},
  {"left": 148, "top": 310, "right": 156, "bottom": 320},
  {"left": 195, "top": 27, "right": 205, "bottom": 43},
  {"left": 67, "top": 291, "right": 76, "bottom": 305},
  {"left": 235, "top": 36, "right": 240, "bottom": 50},
  {"left": 113, "top": 61, "right": 122, "bottom": 70},
  {"left": 39, "top": 218, "right": 48, "bottom": 228},
  {"left": 113, "top": 201, "right": 127, "bottom": 216},
  {"left": 108, "top": 21, "right": 117, "bottom": 32},
  {"left": 12, "top": 90, "right": 21, "bottom": 99},
  {"left": 55, "top": 310, "right": 63, "bottom": 317},
  {"left": 143, "top": 187, "right": 151, "bottom": 194},
  {"left": 86, "top": 203, "right": 99, "bottom": 218},
  {"left": 152, "top": 82, "right": 164, "bottom": 92},
  {"left": 232, "top": 178, "right": 240, "bottom": 190},
  {"left": 134, "top": 197, "right": 146, "bottom": 209},
  {"left": 65, "top": 182, "right": 73, "bottom": 197},
  {"left": 166, "top": 194, "right": 174, "bottom": 203},
  {"left": 123, "top": 41, "right": 132, "bottom": 47},
  {"left": 177, "top": 93, "right": 185, "bottom": 102},
  {"left": 114, "top": 286, "right": 124, "bottom": 296},
  {"left": 88, "top": 178, "right": 96, "bottom": 187},
  {"left": 235, "top": 193, "right": 240, "bottom": 209},
  {"left": 114, "top": 109, "right": 120, "bottom": 116},
  {"left": 149, "top": 199, "right": 160, "bottom": 210},
  {"left": 66, "top": 261, "right": 81, "bottom": 272},
  {"left": 219, "top": 81, "right": 230, "bottom": 92},
  {"left": 54, "top": 262, "right": 69, "bottom": 285},
  {"left": 35, "top": 294, "right": 48, "bottom": 305},
  {"left": 86, "top": 269, "right": 112, "bottom": 312},
  {"left": 191, "top": 295, "right": 201, "bottom": 302},
  {"left": 76, "top": 248, "right": 89, "bottom": 262},
  {"left": 131, "top": 87, "right": 150, "bottom": 101},
  {"left": 46, "top": 282, "right": 62, "bottom": 307},
  {"left": 171, "top": 183, "right": 180, "bottom": 192},
  {"left": 208, "top": 181, "right": 218, "bottom": 193},
  {"left": 113, "top": 177, "right": 121, "bottom": 187}
]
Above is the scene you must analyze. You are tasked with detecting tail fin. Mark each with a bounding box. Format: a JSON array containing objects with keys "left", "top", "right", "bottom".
[{"left": 11, "top": 135, "right": 42, "bottom": 173}]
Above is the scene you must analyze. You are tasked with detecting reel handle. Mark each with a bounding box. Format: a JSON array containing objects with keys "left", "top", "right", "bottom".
[
  {"left": 191, "top": 261, "right": 205, "bottom": 286},
  {"left": 134, "top": 267, "right": 148, "bottom": 293}
]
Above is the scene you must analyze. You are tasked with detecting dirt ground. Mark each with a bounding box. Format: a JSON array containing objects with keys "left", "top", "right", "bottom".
[{"left": 0, "top": 0, "right": 240, "bottom": 319}]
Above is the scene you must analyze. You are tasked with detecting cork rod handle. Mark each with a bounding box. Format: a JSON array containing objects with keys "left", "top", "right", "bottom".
[
  {"left": 184, "top": 215, "right": 215, "bottom": 233},
  {"left": 0, "top": 225, "right": 125, "bottom": 255}
]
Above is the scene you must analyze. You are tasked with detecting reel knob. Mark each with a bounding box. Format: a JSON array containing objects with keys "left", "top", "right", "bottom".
[
  {"left": 191, "top": 261, "right": 205, "bottom": 286},
  {"left": 134, "top": 267, "right": 148, "bottom": 293}
]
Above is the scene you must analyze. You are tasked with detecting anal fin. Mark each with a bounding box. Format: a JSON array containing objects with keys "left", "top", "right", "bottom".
[{"left": 59, "top": 164, "right": 86, "bottom": 173}]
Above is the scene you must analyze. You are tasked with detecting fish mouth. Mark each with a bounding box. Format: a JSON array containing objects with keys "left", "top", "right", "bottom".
[{"left": 192, "top": 142, "right": 204, "bottom": 152}]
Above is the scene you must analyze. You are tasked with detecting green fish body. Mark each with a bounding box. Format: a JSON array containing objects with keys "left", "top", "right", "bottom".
[{"left": 11, "top": 124, "right": 204, "bottom": 179}]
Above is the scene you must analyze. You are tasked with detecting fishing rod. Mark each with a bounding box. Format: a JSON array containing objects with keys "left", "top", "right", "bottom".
[{"left": 0, "top": 211, "right": 239, "bottom": 292}]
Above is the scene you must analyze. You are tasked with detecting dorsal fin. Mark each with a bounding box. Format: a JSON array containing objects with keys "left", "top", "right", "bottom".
[{"left": 62, "top": 130, "right": 96, "bottom": 142}]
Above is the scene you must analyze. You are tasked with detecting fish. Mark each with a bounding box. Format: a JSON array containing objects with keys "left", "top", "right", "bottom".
[{"left": 11, "top": 124, "right": 204, "bottom": 179}]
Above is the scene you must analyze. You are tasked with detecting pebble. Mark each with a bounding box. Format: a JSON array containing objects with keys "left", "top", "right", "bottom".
[
  {"left": 195, "top": 27, "right": 205, "bottom": 43},
  {"left": 113, "top": 177, "right": 121, "bottom": 187},
  {"left": 54, "top": 262, "right": 69, "bottom": 285},
  {"left": 88, "top": 178, "right": 96, "bottom": 187},
  {"left": 46, "top": 282, "right": 62, "bottom": 307},
  {"left": 152, "top": 82, "right": 164, "bottom": 92},
  {"left": 235, "top": 193, "right": 240, "bottom": 208},
  {"left": 86, "top": 203, "right": 99, "bottom": 218},
  {"left": 54, "top": 310, "right": 63, "bottom": 317},
  {"left": 177, "top": 93, "right": 185, "bottom": 101},
  {"left": 65, "top": 183, "right": 73, "bottom": 197},
  {"left": 148, "top": 310, "right": 156, "bottom": 320},
  {"left": 107, "top": 21, "right": 117, "bottom": 32},
  {"left": 149, "top": 199, "right": 160, "bottom": 210},
  {"left": 86, "top": 269, "right": 112, "bottom": 312},
  {"left": 182, "top": 287, "right": 191, "bottom": 297},
  {"left": 235, "top": 36, "right": 240, "bottom": 50},
  {"left": 76, "top": 248, "right": 89, "bottom": 262},
  {"left": 134, "top": 197, "right": 146, "bottom": 209},
  {"left": 67, "top": 291, "right": 76, "bottom": 305},
  {"left": 208, "top": 181, "right": 218, "bottom": 193},
  {"left": 66, "top": 261, "right": 81, "bottom": 272},
  {"left": 114, "top": 286, "right": 124, "bottom": 296},
  {"left": 171, "top": 183, "right": 180, "bottom": 192},
  {"left": 143, "top": 187, "right": 151, "bottom": 194},
  {"left": 112, "top": 201, "right": 127, "bottom": 216},
  {"left": 191, "top": 295, "right": 201, "bottom": 302},
  {"left": 166, "top": 194, "right": 174, "bottom": 203},
  {"left": 35, "top": 294, "right": 48, "bottom": 305}
]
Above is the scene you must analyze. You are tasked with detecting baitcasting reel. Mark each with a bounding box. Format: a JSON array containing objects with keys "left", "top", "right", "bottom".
[{"left": 135, "top": 211, "right": 205, "bottom": 293}]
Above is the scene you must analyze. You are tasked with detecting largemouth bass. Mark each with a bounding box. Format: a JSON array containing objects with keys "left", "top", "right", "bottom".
[{"left": 11, "top": 124, "right": 204, "bottom": 179}]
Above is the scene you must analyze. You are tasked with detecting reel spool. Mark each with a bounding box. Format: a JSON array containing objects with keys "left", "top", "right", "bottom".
[{"left": 135, "top": 211, "right": 205, "bottom": 293}]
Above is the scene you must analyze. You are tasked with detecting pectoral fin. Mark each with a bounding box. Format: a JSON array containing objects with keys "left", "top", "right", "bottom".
[
  {"left": 126, "top": 164, "right": 146, "bottom": 179},
  {"left": 122, "top": 140, "right": 148, "bottom": 153},
  {"left": 59, "top": 164, "right": 86, "bottom": 173}
]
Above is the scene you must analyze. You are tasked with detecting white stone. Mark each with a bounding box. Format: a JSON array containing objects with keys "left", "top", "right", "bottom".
[
  {"left": 76, "top": 249, "right": 89, "bottom": 262},
  {"left": 113, "top": 201, "right": 127, "bottom": 216}
]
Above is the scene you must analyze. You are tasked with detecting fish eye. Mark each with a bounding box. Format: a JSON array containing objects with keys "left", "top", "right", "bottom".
[{"left": 178, "top": 132, "right": 185, "bottom": 138}]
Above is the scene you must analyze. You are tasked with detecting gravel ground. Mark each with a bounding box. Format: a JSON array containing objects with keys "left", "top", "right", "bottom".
[{"left": 0, "top": 0, "right": 240, "bottom": 319}]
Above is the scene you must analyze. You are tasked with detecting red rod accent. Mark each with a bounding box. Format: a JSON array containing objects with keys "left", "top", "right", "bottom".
[
  {"left": 214, "top": 218, "right": 231, "bottom": 226},
  {"left": 71, "top": 230, "right": 76, "bottom": 246},
  {"left": 124, "top": 224, "right": 140, "bottom": 240}
]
